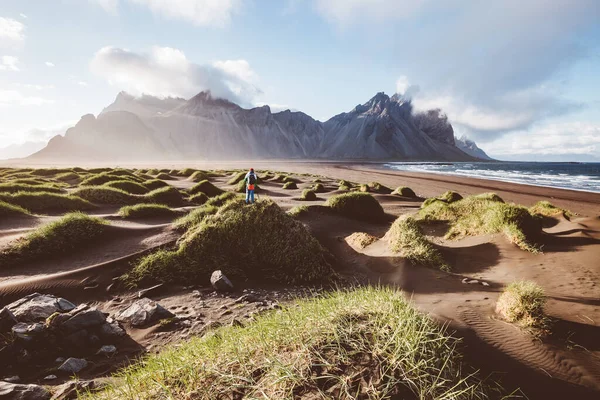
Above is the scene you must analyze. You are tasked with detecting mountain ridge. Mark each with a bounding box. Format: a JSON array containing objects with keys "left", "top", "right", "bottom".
[{"left": 29, "top": 91, "right": 491, "bottom": 161}]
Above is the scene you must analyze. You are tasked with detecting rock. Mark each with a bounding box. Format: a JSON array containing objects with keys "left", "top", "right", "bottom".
[
  {"left": 57, "top": 358, "right": 87, "bottom": 374},
  {"left": 63, "top": 329, "right": 89, "bottom": 349},
  {"left": 137, "top": 283, "right": 164, "bottom": 299},
  {"left": 481, "top": 281, "right": 490, "bottom": 287},
  {"left": 234, "top": 294, "right": 259, "bottom": 304},
  {"left": 0, "top": 307, "right": 17, "bottom": 332},
  {"left": 116, "top": 298, "right": 174, "bottom": 327},
  {"left": 55, "top": 357, "right": 65, "bottom": 364},
  {"left": 99, "top": 318, "right": 126, "bottom": 337},
  {"left": 11, "top": 322, "right": 45, "bottom": 342},
  {"left": 96, "top": 345, "right": 117, "bottom": 356},
  {"left": 50, "top": 380, "right": 96, "bottom": 400},
  {"left": 0, "top": 381, "right": 51, "bottom": 400},
  {"left": 43, "top": 375, "right": 57, "bottom": 381},
  {"left": 467, "top": 279, "right": 479, "bottom": 284},
  {"left": 3, "top": 376, "right": 20, "bottom": 383},
  {"left": 62, "top": 307, "right": 106, "bottom": 332},
  {"left": 7, "top": 294, "right": 76, "bottom": 322},
  {"left": 210, "top": 270, "right": 233, "bottom": 292}
]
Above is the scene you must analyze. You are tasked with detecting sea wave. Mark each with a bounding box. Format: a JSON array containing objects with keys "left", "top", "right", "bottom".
[{"left": 382, "top": 162, "right": 600, "bottom": 193}]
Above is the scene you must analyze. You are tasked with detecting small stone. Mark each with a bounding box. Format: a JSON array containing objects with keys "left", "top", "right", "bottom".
[
  {"left": 192, "top": 290, "right": 201, "bottom": 298},
  {"left": 43, "top": 375, "right": 57, "bottom": 381},
  {"left": 58, "top": 358, "right": 88, "bottom": 374},
  {"left": 11, "top": 322, "right": 45, "bottom": 342},
  {"left": 3, "top": 376, "right": 20, "bottom": 383},
  {"left": 481, "top": 281, "right": 490, "bottom": 287},
  {"left": 7, "top": 293, "right": 75, "bottom": 322},
  {"left": 96, "top": 345, "right": 117, "bottom": 356},
  {"left": 0, "top": 307, "right": 17, "bottom": 333},
  {"left": 55, "top": 357, "right": 65, "bottom": 363},
  {"left": 100, "top": 321, "right": 126, "bottom": 337},
  {"left": 461, "top": 278, "right": 469, "bottom": 284},
  {"left": 116, "top": 298, "right": 175, "bottom": 327},
  {"left": 62, "top": 307, "right": 106, "bottom": 332},
  {"left": 234, "top": 294, "right": 259, "bottom": 304},
  {"left": 0, "top": 381, "right": 50, "bottom": 399},
  {"left": 210, "top": 270, "right": 234, "bottom": 292},
  {"left": 467, "top": 279, "right": 479, "bottom": 284},
  {"left": 50, "top": 380, "right": 97, "bottom": 400}
]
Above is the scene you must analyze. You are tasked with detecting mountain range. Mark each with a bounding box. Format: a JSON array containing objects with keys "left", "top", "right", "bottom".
[{"left": 27, "top": 91, "right": 491, "bottom": 161}]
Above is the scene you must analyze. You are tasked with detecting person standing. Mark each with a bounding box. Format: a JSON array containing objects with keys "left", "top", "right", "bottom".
[{"left": 244, "top": 168, "right": 258, "bottom": 204}]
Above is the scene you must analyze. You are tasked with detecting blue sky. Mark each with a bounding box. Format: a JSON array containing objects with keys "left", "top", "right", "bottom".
[{"left": 0, "top": 0, "right": 599, "bottom": 160}]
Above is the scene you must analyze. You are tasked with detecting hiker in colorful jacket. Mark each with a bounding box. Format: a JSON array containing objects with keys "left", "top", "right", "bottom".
[{"left": 244, "top": 168, "right": 258, "bottom": 204}]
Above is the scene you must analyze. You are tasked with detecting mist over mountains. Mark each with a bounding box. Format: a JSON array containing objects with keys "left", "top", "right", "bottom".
[{"left": 24, "top": 91, "right": 490, "bottom": 162}]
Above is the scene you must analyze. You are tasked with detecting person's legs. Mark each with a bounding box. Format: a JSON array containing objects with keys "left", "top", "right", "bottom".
[
  {"left": 246, "top": 188, "right": 250, "bottom": 204},
  {"left": 250, "top": 190, "right": 255, "bottom": 203}
]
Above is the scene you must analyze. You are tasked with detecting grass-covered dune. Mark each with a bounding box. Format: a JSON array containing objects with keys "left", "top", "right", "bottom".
[
  {"left": 103, "top": 180, "right": 150, "bottom": 195},
  {"left": 392, "top": 186, "right": 417, "bottom": 198},
  {"left": 0, "top": 212, "right": 107, "bottom": 267},
  {"left": 80, "top": 172, "right": 143, "bottom": 186},
  {"left": 85, "top": 287, "right": 502, "bottom": 400},
  {"left": 326, "top": 192, "right": 385, "bottom": 221},
  {"left": 189, "top": 180, "right": 224, "bottom": 197},
  {"left": 0, "top": 200, "right": 31, "bottom": 218},
  {"left": 387, "top": 216, "right": 450, "bottom": 271},
  {"left": 419, "top": 193, "right": 542, "bottom": 252},
  {"left": 0, "top": 192, "right": 94, "bottom": 213},
  {"left": 127, "top": 199, "right": 333, "bottom": 285},
  {"left": 0, "top": 182, "right": 65, "bottom": 194},
  {"left": 73, "top": 186, "right": 137, "bottom": 205},
  {"left": 496, "top": 280, "right": 547, "bottom": 331},
  {"left": 118, "top": 204, "right": 178, "bottom": 219}
]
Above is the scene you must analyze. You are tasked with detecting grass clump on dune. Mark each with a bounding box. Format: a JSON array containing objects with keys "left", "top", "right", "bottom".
[
  {"left": 144, "top": 186, "right": 185, "bottom": 206},
  {"left": 146, "top": 169, "right": 160, "bottom": 176},
  {"left": 496, "top": 281, "right": 547, "bottom": 331},
  {"left": 345, "top": 232, "right": 378, "bottom": 249},
  {"left": 368, "top": 181, "right": 392, "bottom": 194},
  {"left": 103, "top": 180, "right": 149, "bottom": 195},
  {"left": 386, "top": 216, "right": 449, "bottom": 271},
  {"left": 127, "top": 199, "right": 333, "bottom": 285},
  {"left": 301, "top": 189, "right": 317, "bottom": 201},
  {"left": 392, "top": 186, "right": 417, "bottom": 198},
  {"left": 189, "top": 192, "right": 209, "bottom": 205},
  {"left": 86, "top": 286, "right": 502, "bottom": 400},
  {"left": 188, "top": 170, "right": 209, "bottom": 182},
  {"left": 326, "top": 192, "right": 385, "bottom": 221},
  {"left": 287, "top": 205, "right": 309, "bottom": 218},
  {"left": 419, "top": 194, "right": 542, "bottom": 252},
  {"left": 529, "top": 200, "right": 573, "bottom": 219},
  {"left": 205, "top": 191, "right": 238, "bottom": 207},
  {"left": 80, "top": 173, "right": 142, "bottom": 186},
  {"left": 473, "top": 192, "right": 504, "bottom": 203},
  {"left": 312, "top": 183, "right": 326, "bottom": 193},
  {"left": 439, "top": 190, "right": 463, "bottom": 203},
  {"left": 0, "top": 212, "right": 107, "bottom": 266},
  {"left": 73, "top": 186, "right": 136, "bottom": 205},
  {"left": 0, "top": 192, "right": 94, "bottom": 213},
  {"left": 0, "top": 200, "right": 31, "bottom": 218},
  {"left": 338, "top": 179, "right": 354, "bottom": 191},
  {"left": 155, "top": 172, "right": 172, "bottom": 180},
  {"left": 4, "top": 178, "right": 53, "bottom": 186},
  {"left": 118, "top": 204, "right": 178, "bottom": 220},
  {"left": 143, "top": 179, "right": 169, "bottom": 190},
  {"left": 54, "top": 172, "right": 80, "bottom": 182},
  {"left": 282, "top": 181, "right": 297, "bottom": 190},
  {"left": 178, "top": 168, "right": 197, "bottom": 177},
  {"left": 0, "top": 183, "right": 64, "bottom": 194},
  {"left": 189, "top": 180, "right": 224, "bottom": 197},
  {"left": 173, "top": 205, "right": 219, "bottom": 231},
  {"left": 227, "top": 171, "right": 247, "bottom": 185}
]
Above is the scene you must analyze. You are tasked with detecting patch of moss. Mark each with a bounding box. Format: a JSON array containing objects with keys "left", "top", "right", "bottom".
[
  {"left": 127, "top": 200, "right": 334, "bottom": 285},
  {"left": 80, "top": 173, "right": 142, "bottom": 186},
  {"left": 179, "top": 168, "right": 197, "bottom": 177},
  {"left": 326, "top": 192, "right": 385, "bottom": 221},
  {"left": 205, "top": 192, "right": 238, "bottom": 207},
  {"left": 386, "top": 216, "right": 449, "bottom": 271},
  {"left": 227, "top": 171, "right": 247, "bottom": 185},
  {"left": 287, "top": 205, "right": 309, "bottom": 218},
  {"left": 54, "top": 172, "right": 80, "bottom": 182}
]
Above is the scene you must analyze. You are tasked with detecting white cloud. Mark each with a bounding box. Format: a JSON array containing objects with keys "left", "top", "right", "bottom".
[
  {"left": 484, "top": 122, "right": 600, "bottom": 157},
  {"left": 94, "top": 0, "right": 243, "bottom": 26},
  {"left": 0, "top": 55, "right": 19, "bottom": 71},
  {"left": 0, "top": 17, "right": 26, "bottom": 43},
  {"left": 19, "top": 14, "right": 27, "bottom": 19},
  {"left": 0, "top": 90, "right": 53, "bottom": 106},
  {"left": 90, "top": 46, "right": 261, "bottom": 105},
  {"left": 255, "top": 102, "right": 293, "bottom": 113},
  {"left": 315, "top": 0, "right": 428, "bottom": 26},
  {"left": 45, "top": 61, "right": 55, "bottom": 67},
  {"left": 19, "top": 83, "right": 55, "bottom": 90}
]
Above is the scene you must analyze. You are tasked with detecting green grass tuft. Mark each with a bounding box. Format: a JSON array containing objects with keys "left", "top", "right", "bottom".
[
  {"left": 143, "top": 179, "right": 169, "bottom": 190},
  {"left": 189, "top": 192, "right": 209, "bottom": 205},
  {"left": 103, "top": 180, "right": 149, "bottom": 195},
  {"left": 84, "top": 287, "right": 503, "bottom": 400},
  {"left": 144, "top": 186, "right": 185, "bottom": 207},
  {"left": 387, "top": 216, "right": 449, "bottom": 271},
  {"left": 439, "top": 190, "right": 463, "bottom": 203},
  {"left": 189, "top": 180, "right": 225, "bottom": 197},
  {"left": 205, "top": 191, "right": 238, "bottom": 207},
  {"left": 188, "top": 170, "right": 209, "bottom": 182},
  {"left": 127, "top": 199, "right": 333, "bottom": 285},
  {"left": 118, "top": 204, "right": 178, "bottom": 219},
  {"left": 179, "top": 168, "right": 197, "bottom": 177},
  {"left": 287, "top": 205, "right": 309, "bottom": 217},
  {"left": 0, "top": 212, "right": 107, "bottom": 266},
  {"left": 392, "top": 186, "right": 417, "bottom": 198},
  {"left": 529, "top": 200, "right": 573, "bottom": 219},
  {"left": 0, "top": 183, "right": 64, "bottom": 194},
  {"left": 300, "top": 189, "right": 317, "bottom": 201},
  {"left": 227, "top": 171, "right": 247, "bottom": 185},
  {"left": 155, "top": 173, "right": 172, "bottom": 180},
  {"left": 80, "top": 173, "right": 142, "bottom": 186},
  {"left": 0, "top": 200, "right": 31, "bottom": 218},
  {"left": 496, "top": 281, "right": 547, "bottom": 331},
  {"left": 173, "top": 205, "right": 219, "bottom": 231},
  {"left": 419, "top": 194, "right": 542, "bottom": 252},
  {"left": 0, "top": 192, "right": 94, "bottom": 213},
  {"left": 282, "top": 181, "right": 297, "bottom": 190},
  {"left": 368, "top": 181, "right": 392, "bottom": 194},
  {"left": 326, "top": 192, "right": 385, "bottom": 220},
  {"left": 312, "top": 183, "right": 326, "bottom": 193},
  {"left": 73, "top": 186, "right": 137, "bottom": 205},
  {"left": 54, "top": 172, "right": 80, "bottom": 182}
]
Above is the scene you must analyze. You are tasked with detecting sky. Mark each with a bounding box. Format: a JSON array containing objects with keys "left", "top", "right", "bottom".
[{"left": 0, "top": 0, "right": 599, "bottom": 160}]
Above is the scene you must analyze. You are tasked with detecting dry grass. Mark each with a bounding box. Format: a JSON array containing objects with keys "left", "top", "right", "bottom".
[
  {"left": 345, "top": 232, "right": 378, "bottom": 249},
  {"left": 386, "top": 216, "right": 450, "bottom": 271},
  {"left": 496, "top": 281, "right": 547, "bottom": 332},
  {"left": 84, "top": 287, "right": 504, "bottom": 400}
]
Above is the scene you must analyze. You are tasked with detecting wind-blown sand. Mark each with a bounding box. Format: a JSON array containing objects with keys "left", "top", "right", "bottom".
[{"left": 1, "top": 161, "right": 599, "bottom": 398}]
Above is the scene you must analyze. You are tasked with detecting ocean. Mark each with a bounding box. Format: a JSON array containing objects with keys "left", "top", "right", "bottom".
[{"left": 382, "top": 162, "right": 600, "bottom": 193}]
